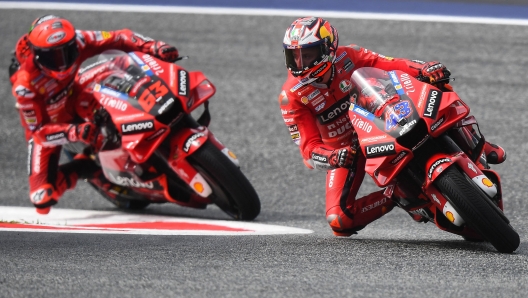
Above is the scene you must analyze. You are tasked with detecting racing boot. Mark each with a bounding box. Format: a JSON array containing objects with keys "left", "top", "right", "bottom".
[
  {"left": 326, "top": 191, "right": 394, "bottom": 237},
  {"left": 484, "top": 142, "right": 507, "bottom": 164}
]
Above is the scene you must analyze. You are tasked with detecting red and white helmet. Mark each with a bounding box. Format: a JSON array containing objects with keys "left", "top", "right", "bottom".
[
  {"left": 283, "top": 17, "right": 339, "bottom": 84},
  {"left": 27, "top": 15, "right": 80, "bottom": 80}
]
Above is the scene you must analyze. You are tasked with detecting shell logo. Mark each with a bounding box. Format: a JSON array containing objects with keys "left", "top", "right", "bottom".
[
  {"left": 227, "top": 150, "right": 237, "bottom": 159},
  {"left": 482, "top": 178, "right": 494, "bottom": 187},
  {"left": 301, "top": 96, "right": 309, "bottom": 105},
  {"left": 445, "top": 211, "right": 455, "bottom": 223},
  {"left": 193, "top": 182, "right": 204, "bottom": 193}
]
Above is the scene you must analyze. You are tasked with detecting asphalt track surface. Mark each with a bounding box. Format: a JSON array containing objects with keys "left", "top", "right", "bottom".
[{"left": 1, "top": 7, "right": 528, "bottom": 298}]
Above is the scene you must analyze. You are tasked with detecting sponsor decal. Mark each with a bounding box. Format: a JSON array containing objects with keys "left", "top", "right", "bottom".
[
  {"left": 342, "top": 59, "right": 354, "bottom": 72},
  {"left": 45, "top": 132, "right": 66, "bottom": 142},
  {"left": 388, "top": 71, "right": 404, "bottom": 95},
  {"left": 423, "top": 89, "right": 442, "bottom": 119},
  {"left": 361, "top": 197, "right": 387, "bottom": 213},
  {"left": 288, "top": 124, "right": 298, "bottom": 133},
  {"left": 311, "top": 96, "right": 325, "bottom": 106},
  {"left": 334, "top": 52, "right": 347, "bottom": 63},
  {"left": 399, "top": 119, "right": 417, "bottom": 136},
  {"left": 307, "top": 89, "right": 321, "bottom": 100},
  {"left": 290, "top": 132, "right": 300, "bottom": 142},
  {"left": 430, "top": 116, "right": 444, "bottom": 131},
  {"left": 314, "top": 102, "right": 326, "bottom": 112},
  {"left": 144, "top": 127, "right": 167, "bottom": 141},
  {"left": 46, "top": 31, "right": 65, "bottom": 44},
  {"left": 328, "top": 169, "right": 336, "bottom": 187},
  {"left": 98, "top": 93, "right": 128, "bottom": 111},
  {"left": 142, "top": 54, "right": 164, "bottom": 76},
  {"left": 361, "top": 135, "right": 387, "bottom": 143},
  {"left": 482, "top": 178, "right": 493, "bottom": 187},
  {"left": 317, "top": 96, "right": 351, "bottom": 124},
  {"left": 178, "top": 70, "right": 189, "bottom": 96},
  {"left": 399, "top": 73, "right": 415, "bottom": 94},
  {"left": 431, "top": 193, "right": 441, "bottom": 205},
  {"left": 301, "top": 96, "right": 309, "bottom": 105},
  {"left": 158, "top": 97, "right": 174, "bottom": 114},
  {"left": 108, "top": 172, "right": 153, "bottom": 189},
  {"left": 365, "top": 142, "right": 396, "bottom": 158},
  {"left": 327, "top": 116, "right": 353, "bottom": 138},
  {"left": 428, "top": 158, "right": 451, "bottom": 179},
  {"left": 311, "top": 153, "right": 328, "bottom": 165},
  {"left": 78, "top": 59, "right": 108, "bottom": 75},
  {"left": 339, "top": 80, "right": 352, "bottom": 93},
  {"left": 417, "top": 85, "right": 428, "bottom": 109},
  {"left": 121, "top": 120, "right": 155, "bottom": 135},
  {"left": 183, "top": 133, "right": 206, "bottom": 153},
  {"left": 412, "top": 59, "right": 426, "bottom": 64},
  {"left": 283, "top": 118, "right": 294, "bottom": 123},
  {"left": 310, "top": 63, "right": 329, "bottom": 78},
  {"left": 351, "top": 105, "right": 374, "bottom": 120},
  {"left": 15, "top": 85, "right": 35, "bottom": 98},
  {"left": 390, "top": 151, "right": 407, "bottom": 164},
  {"left": 350, "top": 113, "right": 373, "bottom": 133},
  {"left": 468, "top": 162, "right": 477, "bottom": 174}
]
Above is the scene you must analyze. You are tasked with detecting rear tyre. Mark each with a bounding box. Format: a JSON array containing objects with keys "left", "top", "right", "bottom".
[
  {"left": 434, "top": 166, "right": 519, "bottom": 253},
  {"left": 187, "top": 141, "right": 260, "bottom": 220}
]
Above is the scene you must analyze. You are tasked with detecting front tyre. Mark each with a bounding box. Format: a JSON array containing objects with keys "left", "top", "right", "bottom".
[
  {"left": 187, "top": 141, "right": 260, "bottom": 220},
  {"left": 434, "top": 166, "right": 519, "bottom": 253}
]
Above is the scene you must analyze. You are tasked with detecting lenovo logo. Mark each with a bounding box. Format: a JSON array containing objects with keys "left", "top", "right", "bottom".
[{"left": 121, "top": 120, "right": 155, "bottom": 135}]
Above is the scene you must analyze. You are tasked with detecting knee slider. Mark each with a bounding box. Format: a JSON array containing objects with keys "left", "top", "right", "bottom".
[{"left": 30, "top": 184, "right": 59, "bottom": 210}]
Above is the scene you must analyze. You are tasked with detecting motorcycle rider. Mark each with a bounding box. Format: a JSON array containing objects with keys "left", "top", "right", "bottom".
[
  {"left": 278, "top": 17, "right": 507, "bottom": 236},
  {"left": 10, "top": 15, "right": 180, "bottom": 214}
]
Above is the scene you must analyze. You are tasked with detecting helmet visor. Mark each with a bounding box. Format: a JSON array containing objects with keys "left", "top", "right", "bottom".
[
  {"left": 284, "top": 44, "right": 326, "bottom": 76},
  {"left": 33, "top": 38, "right": 79, "bottom": 72}
]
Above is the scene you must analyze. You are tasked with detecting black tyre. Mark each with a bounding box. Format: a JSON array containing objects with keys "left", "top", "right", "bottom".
[
  {"left": 187, "top": 141, "right": 260, "bottom": 220},
  {"left": 434, "top": 166, "right": 519, "bottom": 253}
]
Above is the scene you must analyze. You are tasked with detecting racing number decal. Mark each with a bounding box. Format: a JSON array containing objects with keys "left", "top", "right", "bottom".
[
  {"left": 137, "top": 80, "right": 169, "bottom": 112},
  {"left": 385, "top": 101, "right": 412, "bottom": 131}
]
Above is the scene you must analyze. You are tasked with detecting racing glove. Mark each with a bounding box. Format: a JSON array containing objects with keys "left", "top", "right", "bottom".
[
  {"left": 68, "top": 122, "right": 97, "bottom": 145},
  {"left": 150, "top": 41, "right": 179, "bottom": 62},
  {"left": 329, "top": 146, "right": 356, "bottom": 168},
  {"left": 420, "top": 61, "right": 451, "bottom": 83}
]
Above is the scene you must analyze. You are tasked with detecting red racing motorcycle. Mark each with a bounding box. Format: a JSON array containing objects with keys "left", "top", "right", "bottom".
[
  {"left": 347, "top": 67, "right": 519, "bottom": 253},
  {"left": 64, "top": 51, "right": 260, "bottom": 220}
]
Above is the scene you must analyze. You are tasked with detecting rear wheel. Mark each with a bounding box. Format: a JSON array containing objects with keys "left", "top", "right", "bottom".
[
  {"left": 187, "top": 141, "right": 260, "bottom": 220},
  {"left": 434, "top": 166, "right": 519, "bottom": 253}
]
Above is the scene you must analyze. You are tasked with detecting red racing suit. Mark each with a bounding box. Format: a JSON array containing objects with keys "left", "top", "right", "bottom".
[
  {"left": 278, "top": 44, "right": 427, "bottom": 235},
  {"left": 11, "top": 29, "right": 177, "bottom": 209}
]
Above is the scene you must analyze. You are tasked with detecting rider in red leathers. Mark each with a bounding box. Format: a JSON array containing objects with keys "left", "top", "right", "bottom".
[
  {"left": 278, "top": 17, "right": 507, "bottom": 236},
  {"left": 10, "top": 15, "right": 180, "bottom": 214}
]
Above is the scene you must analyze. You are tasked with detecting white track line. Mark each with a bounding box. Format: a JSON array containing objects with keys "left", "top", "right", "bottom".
[{"left": 1, "top": 2, "right": 528, "bottom": 26}]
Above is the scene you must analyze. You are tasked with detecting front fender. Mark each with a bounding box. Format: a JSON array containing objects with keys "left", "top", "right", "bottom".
[
  {"left": 424, "top": 152, "right": 498, "bottom": 199},
  {"left": 170, "top": 127, "right": 210, "bottom": 158}
]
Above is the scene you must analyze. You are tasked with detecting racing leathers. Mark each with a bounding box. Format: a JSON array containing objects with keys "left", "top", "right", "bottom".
[
  {"left": 11, "top": 29, "right": 179, "bottom": 213},
  {"left": 278, "top": 44, "right": 427, "bottom": 235}
]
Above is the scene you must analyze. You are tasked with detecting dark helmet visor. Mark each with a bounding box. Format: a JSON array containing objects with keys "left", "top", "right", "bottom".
[
  {"left": 284, "top": 44, "right": 326, "bottom": 76},
  {"left": 33, "top": 38, "right": 79, "bottom": 71}
]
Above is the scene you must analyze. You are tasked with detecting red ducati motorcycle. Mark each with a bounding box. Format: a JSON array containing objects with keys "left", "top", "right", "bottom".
[
  {"left": 64, "top": 51, "right": 260, "bottom": 220},
  {"left": 347, "top": 67, "right": 519, "bottom": 253}
]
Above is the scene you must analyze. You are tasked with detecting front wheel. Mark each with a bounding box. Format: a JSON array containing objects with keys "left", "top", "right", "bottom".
[
  {"left": 187, "top": 141, "right": 260, "bottom": 220},
  {"left": 434, "top": 166, "right": 519, "bottom": 253}
]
